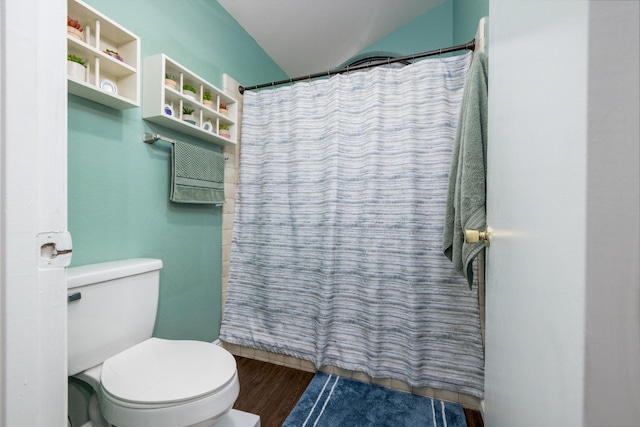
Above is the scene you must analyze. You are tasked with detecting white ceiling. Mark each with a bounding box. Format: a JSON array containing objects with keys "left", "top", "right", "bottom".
[{"left": 217, "top": 0, "right": 443, "bottom": 77}]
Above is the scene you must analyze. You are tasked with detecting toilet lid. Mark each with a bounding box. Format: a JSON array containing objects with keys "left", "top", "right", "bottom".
[{"left": 101, "top": 338, "right": 237, "bottom": 405}]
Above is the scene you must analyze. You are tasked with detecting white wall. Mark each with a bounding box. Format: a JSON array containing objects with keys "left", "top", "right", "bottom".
[
  {"left": 485, "top": 1, "right": 640, "bottom": 426},
  {"left": 584, "top": 2, "right": 640, "bottom": 425}
]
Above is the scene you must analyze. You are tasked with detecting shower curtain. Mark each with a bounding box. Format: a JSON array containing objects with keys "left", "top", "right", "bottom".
[{"left": 221, "top": 52, "right": 484, "bottom": 397}]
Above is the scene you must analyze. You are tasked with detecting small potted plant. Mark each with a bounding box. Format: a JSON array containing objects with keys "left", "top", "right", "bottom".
[
  {"left": 165, "top": 74, "right": 176, "bottom": 90},
  {"left": 203, "top": 91, "right": 214, "bottom": 108},
  {"left": 182, "top": 84, "right": 196, "bottom": 101},
  {"left": 67, "top": 54, "right": 87, "bottom": 82},
  {"left": 67, "top": 16, "right": 83, "bottom": 41},
  {"left": 218, "top": 124, "right": 230, "bottom": 139},
  {"left": 182, "top": 107, "right": 196, "bottom": 125},
  {"left": 219, "top": 104, "right": 228, "bottom": 116}
]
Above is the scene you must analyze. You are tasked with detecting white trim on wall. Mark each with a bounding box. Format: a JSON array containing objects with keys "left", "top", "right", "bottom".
[
  {"left": 0, "top": 0, "right": 5, "bottom": 420},
  {"left": 1, "top": 0, "right": 68, "bottom": 425}
]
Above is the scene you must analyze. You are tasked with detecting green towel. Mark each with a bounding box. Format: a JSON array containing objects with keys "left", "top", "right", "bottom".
[
  {"left": 443, "top": 52, "right": 489, "bottom": 287},
  {"left": 170, "top": 141, "right": 226, "bottom": 204}
]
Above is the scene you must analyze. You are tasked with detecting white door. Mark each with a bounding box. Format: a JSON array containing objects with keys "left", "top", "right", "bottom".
[
  {"left": 484, "top": 1, "right": 640, "bottom": 426},
  {"left": 0, "top": 0, "right": 69, "bottom": 425}
]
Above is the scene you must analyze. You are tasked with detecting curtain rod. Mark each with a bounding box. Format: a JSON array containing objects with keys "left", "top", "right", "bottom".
[{"left": 239, "top": 39, "right": 475, "bottom": 94}]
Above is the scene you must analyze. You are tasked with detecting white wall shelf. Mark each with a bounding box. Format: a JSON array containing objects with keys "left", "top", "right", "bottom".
[
  {"left": 67, "top": 0, "right": 140, "bottom": 109},
  {"left": 142, "top": 54, "right": 237, "bottom": 147}
]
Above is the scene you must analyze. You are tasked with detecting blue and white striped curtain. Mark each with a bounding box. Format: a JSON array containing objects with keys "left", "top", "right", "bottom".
[{"left": 221, "top": 52, "right": 484, "bottom": 398}]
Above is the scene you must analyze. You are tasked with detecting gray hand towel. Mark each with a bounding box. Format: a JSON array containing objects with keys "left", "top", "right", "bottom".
[
  {"left": 442, "top": 52, "right": 489, "bottom": 287},
  {"left": 171, "top": 141, "right": 226, "bottom": 204}
]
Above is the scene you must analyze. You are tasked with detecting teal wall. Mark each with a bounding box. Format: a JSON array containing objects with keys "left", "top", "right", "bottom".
[
  {"left": 68, "top": 0, "right": 286, "bottom": 342},
  {"left": 356, "top": 0, "right": 453, "bottom": 60},
  {"left": 354, "top": 0, "right": 488, "bottom": 61},
  {"left": 453, "top": 0, "right": 489, "bottom": 46}
]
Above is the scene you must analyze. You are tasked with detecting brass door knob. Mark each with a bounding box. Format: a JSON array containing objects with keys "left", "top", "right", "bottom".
[{"left": 465, "top": 227, "right": 491, "bottom": 247}]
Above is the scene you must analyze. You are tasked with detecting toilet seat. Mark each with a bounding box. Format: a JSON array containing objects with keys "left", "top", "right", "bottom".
[
  {"left": 101, "top": 338, "right": 237, "bottom": 406},
  {"left": 93, "top": 338, "right": 240, "bottom": 427}
]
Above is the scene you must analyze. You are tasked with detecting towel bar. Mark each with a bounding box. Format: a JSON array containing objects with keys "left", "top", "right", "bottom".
[
  {"left": 143, "top": 132, "right": 179, "bottom": 145},
  {"left": 143, "top": 133, "right": 229, "bottom": 161}
]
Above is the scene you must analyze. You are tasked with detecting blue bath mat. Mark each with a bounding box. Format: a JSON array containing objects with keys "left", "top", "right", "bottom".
[{"left": 283, "top": 372, "right": 467, "bottom": 427}]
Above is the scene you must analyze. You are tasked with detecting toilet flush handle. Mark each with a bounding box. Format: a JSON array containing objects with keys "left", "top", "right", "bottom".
[{"left": 67, "top": 292, "right": 82, "bottom": 303}]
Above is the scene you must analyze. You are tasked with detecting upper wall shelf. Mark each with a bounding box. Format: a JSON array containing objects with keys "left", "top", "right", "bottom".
[
  {"left": 67, "top": 0, "right": 140, "bottom": 109},
  {"left": 142, "top": 54, "right": 238, "bottom": 147}
]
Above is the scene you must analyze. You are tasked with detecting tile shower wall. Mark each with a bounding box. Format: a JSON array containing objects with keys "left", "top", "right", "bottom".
[{"left": 221, "top": 74, "right": 243, "bottom": 310}]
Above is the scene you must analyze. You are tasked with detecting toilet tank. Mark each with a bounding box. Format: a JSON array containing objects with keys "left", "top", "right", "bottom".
[{"left": 67, "top": 258, "right": 163, "bottom": 376}]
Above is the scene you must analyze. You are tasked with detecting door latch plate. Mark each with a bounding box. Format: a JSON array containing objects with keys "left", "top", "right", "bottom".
[{"left": 37, "top": 231, "right": 73, "bottom": 269}]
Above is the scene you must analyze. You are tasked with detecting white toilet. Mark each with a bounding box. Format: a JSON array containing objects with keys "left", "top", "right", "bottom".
[{"left": 67, "top": 258, "right": 259, "bottom": 427}]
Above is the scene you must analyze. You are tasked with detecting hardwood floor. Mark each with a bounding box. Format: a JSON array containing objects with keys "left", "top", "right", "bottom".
[
  {"left": 463, "top": 407, "right": 485, "bottom": 427},
  {"left": 233, "top": 356, "right": 484, "bottom": 427},
  {"left": 233, "top": 356, "right": 315, "bottom": 427}
]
